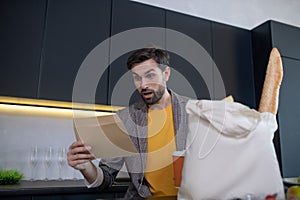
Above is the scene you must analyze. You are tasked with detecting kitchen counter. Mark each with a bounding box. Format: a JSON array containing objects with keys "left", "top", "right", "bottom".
[{"left": 0, "top": 178, "right": 129, "bottom": 199}]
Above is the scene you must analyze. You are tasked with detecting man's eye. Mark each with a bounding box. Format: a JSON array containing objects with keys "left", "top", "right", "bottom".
[
  {"left": 146, "top": 73, "right": 155, "bottom": 79},
  {"left": 133, "top": 76, "right": 141, "bottom": 82}
]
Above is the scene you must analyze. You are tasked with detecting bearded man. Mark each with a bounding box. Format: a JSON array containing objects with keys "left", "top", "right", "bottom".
[{"left": 67, "top": 47, "right": 190, "bottom": 199}]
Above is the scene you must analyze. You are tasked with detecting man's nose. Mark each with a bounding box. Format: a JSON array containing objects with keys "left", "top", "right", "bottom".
[
  {"left": 139, "top": 77, "right": 150, "bottom": 88},
  {"left": 140, "top": 80, "right": 149, "bottom": 89}
]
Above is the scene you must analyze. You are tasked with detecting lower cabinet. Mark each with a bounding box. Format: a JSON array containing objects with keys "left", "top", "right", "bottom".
[
  {"left": 0, "top": 180, "right": 127, "bottom": 200},
  {"left": 31, "top": 193, "right": 122, "bottom": 200},
  {"left": 0, "top": 193, "right": 125, "bottom": 200},
  {"left": 0, "top": 197, "right": 31, "bottom": 200}
]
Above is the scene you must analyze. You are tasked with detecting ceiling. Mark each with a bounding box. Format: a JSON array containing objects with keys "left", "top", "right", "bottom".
[{"left": 132, "top": 0, "right": 300, "bottom": 30}]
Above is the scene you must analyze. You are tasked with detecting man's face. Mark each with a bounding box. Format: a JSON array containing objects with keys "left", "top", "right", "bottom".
[{"left": 131, "top": 59, "right": 170, "bottom": 105}]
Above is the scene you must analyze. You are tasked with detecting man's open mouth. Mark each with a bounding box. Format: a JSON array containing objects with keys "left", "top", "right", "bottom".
[{"left": 142, "top": 90, "right": 154, "bottom": 99}]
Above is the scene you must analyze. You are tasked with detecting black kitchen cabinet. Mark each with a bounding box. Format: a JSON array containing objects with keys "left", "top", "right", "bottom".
[
  {"left": 0, "top": 197, "right": 31, "bottom": 200},
  {"left": 252, "top": 20, "right": 300, "bottom": 108},
  {"left": 38, "top": 0, "right": 111, "bottom": 104},
  {"left": 212, "top": 22, "right": 255, "bottom": 107},
  {"left": 0, "top": 0, "right": 278, "bottom": 114},
  {"left": 108, "top": 0, "right": 166, "bottom": 106},
  {"left": 0, "top": 0, "right": 257, "bottom": 108},
  {"left": 271, "top": 22, "right": 300, "bottom": 60},
  {"left": 251, "top": 21, "right": 273, "bottom": 109},
  {"left": 0, "top": 0, "right": 46, "bottom": 98},
  {"left": 31, "top": 194, "right": 114, "bottom": 200},
  {"left": 277, "top": 58, "right": 300, "bottom": 178},
  {"left": 252, "top": 20, "right": 300, "bottom": 177},
  {"left": 166, "top": 11, "right": 212, "bottom": 100},
  {"left": 0, "top": 180, "right": 128, "bottom": 200}
]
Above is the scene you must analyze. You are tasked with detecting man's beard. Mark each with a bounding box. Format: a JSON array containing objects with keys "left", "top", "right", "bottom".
[{"left": 140, "top": 85, "right": 165, "bottom": 105}]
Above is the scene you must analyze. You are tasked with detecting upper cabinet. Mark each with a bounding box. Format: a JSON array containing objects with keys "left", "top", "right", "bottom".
[
  {"left": 271, "top": 22, "right": 300, "bottom": 60},
  {"left": 252, "top": 20, "right": 300, "bottom": 178},
  {"left": 278, "top": 58, "right": 300, "bottom": 178},
  {"left": 166, "top": 11, "right": 212, "bottom": 100},
  {"left": 252, "top": 20, "right": 300, "bottom": 107},
  {"left": 0, "top": 0, "right": 46, "bottom": 98},
  {"left": 38, "top": 0, "right": 111, "bottom": 105},
  {"left": 0, "top": 0, "right": 256, "bottom": 109},
  {"left": 108, "top": 0, "right": 166, "bottom": 106},
  {"left": 165, "top": 11, "right": 255, "bottom": 105},
  {"left": 212, "top": 23, "right": 255, "bottom": 108}
]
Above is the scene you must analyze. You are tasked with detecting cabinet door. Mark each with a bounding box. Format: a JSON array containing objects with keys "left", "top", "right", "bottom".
[
  {"left": 108, "top": 0, "right": 166, "bottom": 106},
  {"left": 0, "top": 197, "right": 31, "bottom": 200},
  {"left": 212, "top": 22, "right": 255, "bottom": 107},
  {"left": 39, "top": 0, "right": 111, "bottom": 104},
  {"left": 32, "top": 193, "right": 114, "bottom": 200},
  {"left": 278, "top": 58, "right": 300, "bottom": 177},
  {"left": 0, "top": 0, "right": 46, "bottom": 98},
  {"left": 271, "top": 21, "right": 300, "bottom": 60},
  {"left": 166, "top": 11, "right": 212, "bottom": 100},
  {"left": 251, "top": 21, "right": 273, "bottom": 109}
]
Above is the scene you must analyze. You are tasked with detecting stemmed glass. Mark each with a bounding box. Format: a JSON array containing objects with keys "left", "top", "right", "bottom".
[
  {"left": 58, "top": 147, "right": 67, "bottom": 180},
  {"left": 45, "top": 146, "right": 53, "bottom": 181},
  {"left": 29, "top": 145, "right": 38, "bottom": 181}
]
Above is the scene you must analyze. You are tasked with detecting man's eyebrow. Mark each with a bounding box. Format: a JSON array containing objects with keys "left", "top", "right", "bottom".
[
  {"left": 144, "top": 69, "right": 155, "bottom": 75},
  {"left": 132, "top": 69, "right": 155, "bottom": 76},
  {"left": 132, "top": 72, "right": 140, "bottom": 76}
]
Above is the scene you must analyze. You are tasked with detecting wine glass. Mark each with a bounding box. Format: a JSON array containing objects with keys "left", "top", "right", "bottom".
[
  {"left": 58, "top": 147, "right": 67, "bottom": 180},
  {"left": 29, "top": 145, "right": 38, "bottom": 181},
  {"left": 44, "top": 146, "right": 53, "bottom": 181}
]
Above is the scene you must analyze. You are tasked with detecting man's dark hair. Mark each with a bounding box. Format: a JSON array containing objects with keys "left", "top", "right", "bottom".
[{"left": 126, "top": 47, "right": 170, "bottom": 70}]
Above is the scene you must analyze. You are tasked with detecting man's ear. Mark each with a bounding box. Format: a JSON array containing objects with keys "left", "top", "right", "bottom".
[{"left": 163, "top": 66, "right": 171, "bottom": 81}]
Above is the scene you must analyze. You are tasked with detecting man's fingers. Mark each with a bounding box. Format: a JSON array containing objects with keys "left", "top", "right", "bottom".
[
  {"left": 69, "top": 145, "right": 92, "bottom": 156},
  {"left": 67, "top": 140, "right": 95, "bottom": 169},
  {"left": 68, "top": 158, "right": 89, "bottom": 168},
  {"left": 72, "top": 146, "right": 88, "bottom": 155},
  {"left": 71, "top": 152, "right": 94, "bottom": 160},
  {"left": 69, "top": 140, "right": 84, "bottom": 149},
  {"left": 67, "top": 153, "right": 93, "bottom": 166}
]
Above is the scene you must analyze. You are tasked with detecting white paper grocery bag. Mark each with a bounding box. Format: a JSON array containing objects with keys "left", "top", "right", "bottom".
[{"left": 178, "top": 100, "right": 284, "bottom": 200}]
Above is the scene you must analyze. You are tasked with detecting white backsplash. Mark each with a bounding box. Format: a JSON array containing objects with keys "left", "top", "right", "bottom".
[
  {"left": 0, "top": 112, "right": 129, "bottom": 181},
  {"left": 0, "top": 113, "right": 82, "bottom": 180}
]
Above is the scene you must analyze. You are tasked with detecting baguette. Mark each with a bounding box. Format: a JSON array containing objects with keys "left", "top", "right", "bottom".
[{"left": 258, "top": 48, "right": 283, "bottom": 115}]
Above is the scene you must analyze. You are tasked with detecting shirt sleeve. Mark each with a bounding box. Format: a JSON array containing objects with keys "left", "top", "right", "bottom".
[{"left": 84, "top": 166, "right": 104, "bottom": 188}]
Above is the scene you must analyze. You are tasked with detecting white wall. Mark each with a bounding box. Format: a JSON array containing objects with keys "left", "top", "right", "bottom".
[
  {"left": 0, "top": 113, "right": 83, "bottom": 180},
  {"left": 132, "top": 0, "right": 300, "bottom": 29},
  {"left": 0, "top": 108, "right": 129, "bottom": 181}
]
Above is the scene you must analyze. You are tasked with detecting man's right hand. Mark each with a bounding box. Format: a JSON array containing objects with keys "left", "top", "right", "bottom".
[
  {"left": 67, "top": 141, "right": 102, "bottom": 185},
  {"left": 67, "top": 141, "right": 95, "bottom": 170}
]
